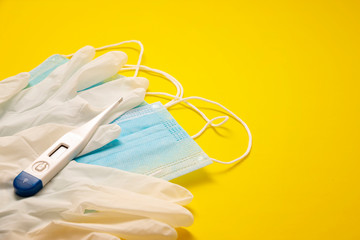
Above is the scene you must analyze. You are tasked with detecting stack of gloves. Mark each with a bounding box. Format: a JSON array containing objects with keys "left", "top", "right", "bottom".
[{"left": 0, "top": 46, "right": 193, "bottom": 240}]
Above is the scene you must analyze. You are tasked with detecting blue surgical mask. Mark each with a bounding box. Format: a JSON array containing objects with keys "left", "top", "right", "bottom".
[
  {"left": 24, "top": 53, "right": 211, "bottom": 180},
  {"left": 75, "top": 102, "right": 212, "bottom": 180},
  {"left": 25, "top": 42, "right": 252, "bottom": 179}
]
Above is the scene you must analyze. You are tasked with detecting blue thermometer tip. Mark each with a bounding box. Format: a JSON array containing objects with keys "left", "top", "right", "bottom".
[{"left": 13, "top": 171, "right": 43, "bottom": 197}]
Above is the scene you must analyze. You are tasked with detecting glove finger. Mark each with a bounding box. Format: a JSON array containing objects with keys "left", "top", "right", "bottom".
[
  {"left": 78, "top": 76, "right": 149, "bottom": 109},
  {"left": 70, "top": 185, "right": 194, "bottom": 227},
  {"left": 4, "top": 46, "right": 95, "bottom": 114},
  {"left": 75, "top": 51, "right": 128, "bottom": 91},
  {"left": 30, "top": 218, "right": 176, "bottom": 240},
  {"left": 104, "top": 87, "right": 147, "bottom": 124},
  {"left": 79, "top": 76, "right": 149, "bottom": 124},
  {"left": 55, "top": 45, "right": 96, "bottom": 84},
  {"left": 58, "top": 51, "right": 128, "bottom": 98},
  {"left": 55, "top": 162, "right": 194, "bottom": 205},
  {"left": 78, "top": 124, "right": 121, "bottom": 156},
  {"left": 0, "top": 72, "right": 29, "bottom": 105}
]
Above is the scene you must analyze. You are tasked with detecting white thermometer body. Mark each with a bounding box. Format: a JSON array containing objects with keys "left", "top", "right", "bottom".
[{"left": 13, "top": 98, "right": 123, "bottom": 197}]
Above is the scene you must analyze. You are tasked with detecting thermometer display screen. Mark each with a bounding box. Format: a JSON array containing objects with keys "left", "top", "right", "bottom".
[{"left": 49, "top": 145, "right": 68, "bottom": 159}]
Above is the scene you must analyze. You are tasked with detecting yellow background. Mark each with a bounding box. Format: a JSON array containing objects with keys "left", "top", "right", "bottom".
[{"left": 1, "top": 0, "right": 360, "bottom": 239}]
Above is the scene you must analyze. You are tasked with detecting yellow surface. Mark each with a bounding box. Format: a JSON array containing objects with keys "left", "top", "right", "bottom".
[{"left": 1, "top": 0, "right": 360, "bottom": 239}]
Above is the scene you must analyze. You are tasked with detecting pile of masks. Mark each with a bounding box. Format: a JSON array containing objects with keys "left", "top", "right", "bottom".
[{"left": 0, "top": 41, "right": 252, "bottom": 240}]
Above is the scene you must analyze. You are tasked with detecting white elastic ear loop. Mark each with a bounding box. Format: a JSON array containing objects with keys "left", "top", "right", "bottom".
[
  {"left": 147, "top": 92, "right": 229, "bottom": 135},
  {"left": 120, "top": 65, "right": 229, "bottom": 131},
  {"left": 120, "top": 64, "right": 184, "bottom": 104},
  {"left": 166, "top": 96, "right": 253, "bottom": 164},
  {"left": 62, "top": 40, "right": 144, "bottom": 77},
  {"left": 191, "top": 116, "right": 229, "bottom": 139}
]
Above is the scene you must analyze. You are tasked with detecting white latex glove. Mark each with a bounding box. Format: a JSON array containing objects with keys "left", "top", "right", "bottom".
[
  {"left": 0, "top": 72, "right": 29, "bottom": 103},
  {"left": 0, "top": 124, "right": 194, "bottom": 240},
  {"left": 0, "top": 45, "right": 193, "bottom": 239},
  {"left": 0, "top": 45, "right": 149, "bottom": 137}
]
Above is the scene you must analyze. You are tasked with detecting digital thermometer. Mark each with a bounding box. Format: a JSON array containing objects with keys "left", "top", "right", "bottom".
[{"left": 13, "top": 97, "right": 123, "bottom": 197}]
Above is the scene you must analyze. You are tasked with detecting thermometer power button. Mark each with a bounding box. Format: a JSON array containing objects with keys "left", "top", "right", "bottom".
[{"left": 32, "top": 161, "right": 49, "bottom": 172}]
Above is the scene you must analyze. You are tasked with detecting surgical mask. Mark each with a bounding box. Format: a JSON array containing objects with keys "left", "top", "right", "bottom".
[
  {"left": 120, "top": 63, "right": 252, "bottom": 166},
  {"left": 75, "top": 101, "right": 212, "bottom": 180},
  {"left": 29, "top": 40, "right": 252, "bottom": 179}
]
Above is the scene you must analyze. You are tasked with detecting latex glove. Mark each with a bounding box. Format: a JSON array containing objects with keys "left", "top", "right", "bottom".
[
  {"left": 0, "top": 124, "right": 194, "bottom": 240},
  {"left": 0, "top": 45, "right": 149, "bottom": 137},
  {"left": 0, "top": 72, "right": 29, "bottom": 103}
]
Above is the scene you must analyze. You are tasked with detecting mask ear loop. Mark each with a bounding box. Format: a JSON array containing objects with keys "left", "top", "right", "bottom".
[
  {"left": 120, "top": 64, "right": 184, "bottom": 105},
  {"left": 62, "top": 40, "right": 144, "bottom": 78},
  {"left": 145, "top": 92, "right": 230, "bottom": 138},
  {"left": 165, "top": 96, "right": 253, "bottom": 164},
  {"left": 61, "top": 42, "right": 250, "bottom": 162},
  {"left": 119, "top": 65, "right": 229, "bottom": 132}
]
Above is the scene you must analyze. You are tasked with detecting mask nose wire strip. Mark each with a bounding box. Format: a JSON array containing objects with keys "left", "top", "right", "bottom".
[{"left": 61, "top": 40, "right": 144, "bottom": 78}]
